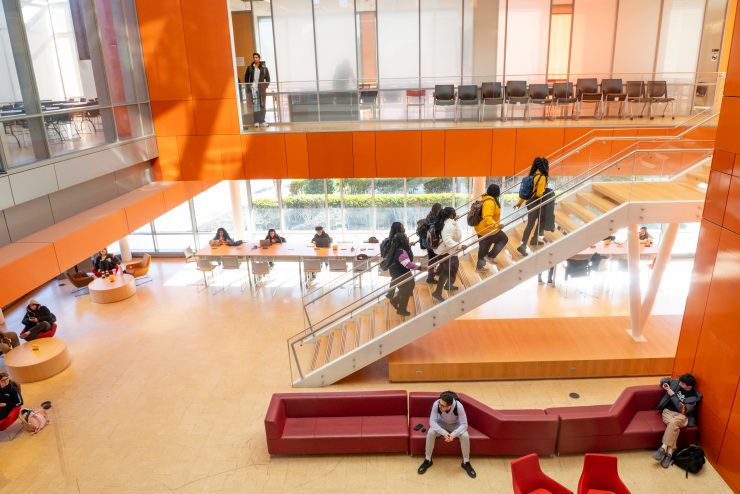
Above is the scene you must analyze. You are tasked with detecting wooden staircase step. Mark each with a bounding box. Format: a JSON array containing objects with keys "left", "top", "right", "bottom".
[
  {"left": 457, "top": 257, "right": 481, "bottom": 289},
  {"left": 311, "top": 335, "right": 330, "bottom": 370},
  {"left": 373, "top": 306, "right": 388, "bottom": 336},
  {"left": 327, "top": 329, "right": 345, "bottom": 362},
  {"left": 555, "top": 210, "right": 581, "bottom": 234},
  {"left": 414, "top": 283, "right": 435, "bottom": 311},
  {"left": 342, "top": 321, "right": 358, "bottom": 354},
  {"left": 543, "top": 228, "right": 565, "bottom": 243},
  {"left": 357, "top": 314, "right": 374, "bottom": 345},
  {"left": 561, "top": 200, "right": 598, "bottom": 222},
  {"left": 576, "top": 192, "right": 619, "bottom": 213}
]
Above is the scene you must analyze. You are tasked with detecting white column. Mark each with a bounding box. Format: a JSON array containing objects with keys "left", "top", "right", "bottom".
[
  {"left": 119, "top": 236, "right": 132, "bottom": 262},
  {"left": 626, "top": 223, "right": 646, "bottom": 341},
  {"left": 638, "top": 223, "right": 679, "bottom": 333},
  {"left": 0, "top": 308, "right": 5, "bottom": 325},
  {"left": 229, "top": 181, "right": 246, "bottom": 239},
  {"left": 472, "top": 177, "right": 486, "bottom": 197}
]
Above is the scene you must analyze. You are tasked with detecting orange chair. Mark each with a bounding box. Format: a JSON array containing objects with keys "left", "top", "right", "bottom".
[
  {"left": 66, "top": 270, "right": 94, "bottom": 295},
  {"left": 512, "top": 453, "right": 572, "bottom": 494},
  {"left": 125, "top": 253, "right": 151, "bottom": 281},
  {"left": 577, "top": 454, "right": 630, "bottom": 494}
]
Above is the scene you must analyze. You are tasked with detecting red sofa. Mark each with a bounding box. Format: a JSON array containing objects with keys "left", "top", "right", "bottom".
[
  {"left": 545, "top": 385, "right": 699, "bottom": 454},
  {"left": 264, "top": 390, "right": 409, "bottom": 455},
  {"left": 409, "top": 392, "right": 559, "bottom": 456}
]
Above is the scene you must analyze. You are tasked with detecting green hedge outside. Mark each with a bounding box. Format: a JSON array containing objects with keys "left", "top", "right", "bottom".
[{"left": 253, "top": 193, "right": 482, "bottom": 209}]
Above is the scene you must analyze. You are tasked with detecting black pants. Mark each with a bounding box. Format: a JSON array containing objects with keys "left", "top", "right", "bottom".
[
  {"left": 23, "top": 321, "right": 51, "bottom": 340},
  {"left": 538, "top": 267, "right": 556, "bottom": 283},
  {"left": 434, "top": 254, "right": 459, "bottom": 295},
  {"left": 426, "top": 249, "right": 437, "bottom": 281},
  {"left": 389, "top": 271, "right": 415, "bottom": 312},
  {"left": 521, "top": 201, "right": 544, "bottom": 246},
  {"left": 478, "top": 230, "right": 509, "bottom": 264},
  {"left": 253, "top": 95, "right": 267, "bottom": 124}
]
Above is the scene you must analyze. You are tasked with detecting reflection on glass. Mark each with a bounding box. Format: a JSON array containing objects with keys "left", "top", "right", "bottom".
[
  {"left": 3, "top": 118, "right": 47, "bottom": 166},
  {"left": 95, "top": 0, "right": 138, "bottom": 104},
  {"left": 114, "top": 105, "right": 142, "bottom": 140},
  {"left": 356, "top": 0, "right": 378, "bottom": 88},
  {"left": 139, "top": 103, "right": 153, "bottom": 135},
  {"left": 47, "top": 109, "right": 111, "bottom": 157},
  {"left": 193, "top": 182, "right": 235, "bottom": 234},
  {"left": 251, "top": 1, "right": 276, "bottom": 85},
  {"left": 282, "top": 179, "right": 327, "bottom": 232},
  {"left": 0, "top": 7, "right": 23, "bottom": 114},
  {"left": 314, "top": 0, "right": 356, "bottom": 91},
  {"left": 248, "top": 179, "right": 279, "bottom": 233},
  {"left": 420, "top": 0, "right": 462, "bottom": 86}
]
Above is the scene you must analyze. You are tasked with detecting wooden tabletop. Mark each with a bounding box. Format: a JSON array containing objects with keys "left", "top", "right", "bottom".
[
  {"left": 89, "top": 273, "right": 136, "bottom": 304},
  {"left": 196, "top": 242, "right": 386, "bottom": 259},
  {"left": 577, "top": 240, "right": 659, "bottom": 258},
  {"left": 4, "top": 337, "right": 71, "bottom": 383}
]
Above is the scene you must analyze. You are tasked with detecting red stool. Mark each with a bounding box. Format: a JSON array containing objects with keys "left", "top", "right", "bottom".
[{"left": 22, "top": 322, "right": 57, "bottom": 340}]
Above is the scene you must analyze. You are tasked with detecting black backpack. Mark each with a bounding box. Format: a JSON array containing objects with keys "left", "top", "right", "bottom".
[
  {"left": 416, "top": 220, "right": 430, "bottom": 249},
  {"left": 672, "top": 445, "right": 705, "bottom": 478},
  {"left": 427, "top": 224, "right": 442, "bottom": 250}
]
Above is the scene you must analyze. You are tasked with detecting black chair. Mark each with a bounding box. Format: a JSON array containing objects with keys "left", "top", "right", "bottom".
[
  {"left": 575, "top": 78, "right": 602, "bottom": 119},
  {"left": 359, "top": 90, "right": 379, "bottom": 119},
  {"left": 456, "top": 84, "right": 479, "bottom": 121},
  {"left": 601, "top": 79, "right": 626, "bottom": 118},
  {"left": 479, "top": 82, "right": 504, "bottom": 121},
  {"left": 504, "top": 80, "right": 528, "bottom": 120},
  {"left": 624, "top": 81, "right": 647, "bottom": 120},
  {"left": 565, "top": 258, "right": 591, "bottom": 280},
  {"left": 527, "top": 84, "right": 549, "bottom": 120},
  {"left": 433, "top": 84, "right": 455, "bottom": 120},
  {"left": 646, "top": 81, "right": 675, "bottom": 120},
  {"left": 552, "top": 82, "right": 576, "bottom": 119}
]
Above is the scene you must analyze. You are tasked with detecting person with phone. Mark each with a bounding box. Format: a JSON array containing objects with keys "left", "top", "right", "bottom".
[
  {"left": 20, "top": 299, "right": 56, "bottom": 341},
  {"left": 653, "top": 373, "right": 701, "bottom": 468}
]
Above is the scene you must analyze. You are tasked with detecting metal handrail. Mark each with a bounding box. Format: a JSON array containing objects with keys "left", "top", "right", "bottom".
[
  {"left": 290, "top": 143, "right": 713, "bottom": 349},
  {"left": 299, "top": 111, "right": 718, "bottom": 308}
]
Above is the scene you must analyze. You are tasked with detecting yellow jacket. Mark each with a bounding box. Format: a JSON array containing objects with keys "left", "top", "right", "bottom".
[
  {"left": 516, "top": 171, "right": 547, "bottom": 207},
  {"left": 474, "top": 196, "right": 501, "bottom": 235}
]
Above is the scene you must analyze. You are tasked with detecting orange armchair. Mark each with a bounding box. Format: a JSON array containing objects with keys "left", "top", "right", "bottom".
[
  {"left": 577, "top": 454, "right": 630, "bottom": 494},
  {"left": 125, "top": 253, "right": 151, "bottom": 278},
  {"left": 66, "top": 270, "right": 94, "bottom": 288},
  {"left": 512, "top": 453, "right": 572, "bottom": 494}
]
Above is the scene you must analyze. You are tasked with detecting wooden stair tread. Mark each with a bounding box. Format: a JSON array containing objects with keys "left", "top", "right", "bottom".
[
  {"left": 357, "top": 315, "right": 374, "bottom": 345},
  {"left": 311, "top": 335, "right": 330, "bottom": 370},
  {"left": 555, "top": 210, "right": 581, "bottom": 234},
  {"left": 561, "top": 200, "right": 598, "bottom": 222},
  {"left": 373, "top": 306, "right": 388, "bottom": 336},
  {"left": 415, "top": 283, "right": 435, "bottom": 311},
  {"left": 342, "top": 321, "right": 358, "bottom": 353},
  {"left": 457, "top": 257, "right": 481, "bottom": 289},
  {"left": 592, "top": 182, "right": 705, "bottom": 203},
  {"left": 328, "top": 329, "right": 344, "bottom": 362},
  {"left": 576, "top": 192, "right": 619, "bottom": 213}
]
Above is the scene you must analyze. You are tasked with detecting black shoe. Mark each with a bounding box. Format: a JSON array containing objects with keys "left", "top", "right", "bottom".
[
  {"left": 432, "top": 293, "right": 445, "bottom": 303},
  {"left": 397, "top": 309, "right": 411, "bottom": 317},
  {"left": 529, "top": 239, "right": 545, "bottom": 246},
  {"left": 461, "top": 461, "right": 476, "bottom": 478},
  {"left": 418, "top": 459, "right": 433, "bottom": 475},
  {"left": 444, "top": 284, "right": 459, "bottom": 291},
  {"left": 516, "top": 244, "right": 528, "bottom": 256},
  {"left": 475, "top": 260, "right": 487, "bottom": 272},
  {"left": 413, "top": 423, "right": 424, "bottom": 431},
  {"left": 426, "top": 278, "right": 436, "bottom": 284}
]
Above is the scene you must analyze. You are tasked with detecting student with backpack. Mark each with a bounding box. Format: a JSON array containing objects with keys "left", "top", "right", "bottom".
[
  {"left": 417, "top": 391, "right": 476, "bottom": 478},
  {"left": 382, "top": 232, "right": 425, "bottom": 316},
  {"left": 514, "top": 157, "right": 549, "bottom": 257},
  {"left": 431, "top": 207, "right": 463, "bottom": 303},
  {"left": 653, "top": 373, "right": 702, "bottom": 469},
  {"left": 381, "top": 222, "right": 405, "bottom": 259},
  {"left": 418, "top": 203, "right": 443, "bottom": 284},
  {"left": 0, "top": 371, "right": 23, "bottom": 421},
  {"left": 473, "top": 184, "right": 508, "bottom": 272}
]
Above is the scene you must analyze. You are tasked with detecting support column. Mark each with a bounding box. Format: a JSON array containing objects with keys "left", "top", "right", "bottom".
[
  {"left": 637, "top": 223, "right": 679, "bottom": 333},
  {"left": 0, "top": 308, "right": 5, "bottom": 325},
  {"left": 626, "top": 223, "right": 646, "bottom": 341},
  {"left": 119, "top": 236, "right": 132, "bottom": 262},
  {"left": 472, "top": 177, "right": 486, "bottom": 197},
  {"left": 229, "top": 181, "right": 246, "bottom": 239}
]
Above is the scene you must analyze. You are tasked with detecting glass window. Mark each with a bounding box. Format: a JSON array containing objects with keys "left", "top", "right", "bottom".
[
  {"left": 356, "top": 1, "right": 378, "bottom": 88},
  {"left": 0, "top": 7, "right": 23, "bottom": 114},
  {"left": 504, "top": 0, "right": 550, "bottom": 81},
  {"left": 463, "top": 0, "right": 500, "bottom": 85},
  {"left": 193, "top": 181, "right": 235, "bottom": 235},
  {"left": 252, "top": 0, "right": 277, "bottom": 83},
  {"left": 46, "top": 108, "right": 114, "bottom": 157},
  {"left": 129, "top": 223, "right": 155, "bottom": 251},
  {"left": 377, "top": 0, "right": 419, "bottom": 89},
  {"left": 342, "top": 178, "right": 373, "bottom": 233},
  {"left": 612, "top": 0, "right": 661, "bottom": 76},
  {"left": 547, "top": 10, "right": 571, "bottom": 81},
  {"left": 248, "top": 179, "right": 279, "bottom": 234},
  {"left": 272, "top": 0, "right": 317, "bottom": 92},
  {"left": 314, "top": 0, "right": 356, "bottom": 91},
  {"left": 155, "top": 234, "right": 197, "bottom": 252},
  {"left": 375, "top": 177, "right": 405, "bottom": 233},
  {"left": 420, "top": 0, "right": 462, "bottom": 86},
  {"left": 569, "top": 0, "right": 617, "bottom": 79},
  {"left": 139, "top": 103, "right": 153, "bottom": 135},
  {"left": 21, "top": 0, "right": 99, "bottom": 105},
  {"left": 1, "top": 118, "right": 47, "bottom": 167},
  {"left": 94, "top": 0, "right": 138, "bottom": 104},
  {"left": 655, "top": 0, "right": 705, "bottom": 81},
  {"left": 153, "top": 201, "right": 193, "bottom": 233},
  {"left": 120, "top": 0, "right": 148, "bottom": 101},
  {"left": 281, "top": 178, "right": 327, "bottom": 232},
  {"left": 113, "top": 104, "right": 142, "bottom": 140}
]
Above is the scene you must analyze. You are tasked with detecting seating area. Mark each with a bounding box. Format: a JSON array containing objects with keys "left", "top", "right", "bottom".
[
  {"left": 264, "top": 386, "right": 696, "bottom": 458},
  {"left": 429, "top": 79, "right": 675, "bottom": 122},
  {"left": 512, "top": 452, "right": 631, "bottom": 494}
]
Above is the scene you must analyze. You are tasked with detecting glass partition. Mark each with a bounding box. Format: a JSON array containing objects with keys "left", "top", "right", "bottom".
[{"left": 377, "top": 0, "right": 419, "bottom": 89}]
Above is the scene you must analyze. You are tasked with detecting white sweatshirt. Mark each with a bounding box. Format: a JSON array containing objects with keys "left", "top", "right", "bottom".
[{"left": 434, "top": 218, "right": 462, "bottom": 256}]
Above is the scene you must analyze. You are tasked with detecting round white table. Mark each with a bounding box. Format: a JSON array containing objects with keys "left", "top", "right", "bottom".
[
  {"left": 88, "top": 273, "right": 136, "bottom": 304},
  {"left": 4, "top": 338, "right": 71, "bottom": 383}
]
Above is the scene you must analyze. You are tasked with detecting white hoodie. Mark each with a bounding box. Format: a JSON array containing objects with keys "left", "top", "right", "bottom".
[{"left": 434, "top": 218, "right": 462, "bottom": 256}]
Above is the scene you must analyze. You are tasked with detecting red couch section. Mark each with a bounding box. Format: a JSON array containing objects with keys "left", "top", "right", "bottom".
[
  {"left": 408, "top": 392, "right": 559, "bottom": 456},
  {"left": 264, "top": 390, "right": 409, "bottom": 455},
  {"left": 545, "top": 385, "right": 699, "bottom": 454}
]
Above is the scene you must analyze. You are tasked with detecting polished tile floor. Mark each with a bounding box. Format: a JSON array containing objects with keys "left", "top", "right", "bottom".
[{"left": 0, "top": 259, "right": 731, "bottom": 493}]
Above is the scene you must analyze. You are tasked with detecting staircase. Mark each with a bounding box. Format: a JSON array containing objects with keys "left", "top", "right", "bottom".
[{"left": 288, "top": 117, "right": 716, "bottom": 387}]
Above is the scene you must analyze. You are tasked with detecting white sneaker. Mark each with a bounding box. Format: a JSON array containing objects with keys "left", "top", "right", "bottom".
[{"left": 262, "top": 122, "right": 270, "bottom": 128}]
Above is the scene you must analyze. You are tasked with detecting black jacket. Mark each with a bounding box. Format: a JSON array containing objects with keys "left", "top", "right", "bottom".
[
  {"left": 657, "top": 378, "right": 702, "bottom": 427},
  {"left": 0, "top": 382, "right": 23, "bottom": 419},
  {"left": 22, "top": 305, "right": 56, "bottom": 330},
  {"left": 311, "top": 232, "right": 332, "bottom": 244},
  {"left": 265, "top": 234, "right": 286, "bottom": 244},
  {"left": 244, "top": 63, "right": 270, "bottom": 94},
  {"left": 94, "top": 253, "right": 120, "bottom": 272}
]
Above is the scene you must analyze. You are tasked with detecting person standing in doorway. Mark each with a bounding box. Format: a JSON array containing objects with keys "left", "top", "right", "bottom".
[{"left": 244, "top": 52, "right": 271, "bottom": 128}]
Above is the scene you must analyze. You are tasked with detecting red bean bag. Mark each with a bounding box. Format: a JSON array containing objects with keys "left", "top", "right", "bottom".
[
  {"left": 22, "top": 322, "right": 57, "bottom": 341},
  {"left": 0, "top": 406, "right": 21, "bottom": 431}
]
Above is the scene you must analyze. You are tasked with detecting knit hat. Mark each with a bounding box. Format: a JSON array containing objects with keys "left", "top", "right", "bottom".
[{"left": 28, "top": 298, "right": 40, "bottom": 307}]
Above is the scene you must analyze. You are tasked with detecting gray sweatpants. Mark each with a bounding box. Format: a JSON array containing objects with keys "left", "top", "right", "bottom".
[{"left": 425, "top": 422, "right": 470, "bottom": 462}]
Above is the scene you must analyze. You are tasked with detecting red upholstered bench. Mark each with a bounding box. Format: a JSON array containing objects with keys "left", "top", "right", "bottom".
[
  {"left": 265, "top": 390, "right": 409, "bottom": 455},
  {"left": 409, "top": 392, "right": 559, "bottom": 456},
  {"left": 545, "top": 385, "right": 699, "bottom": 454}
]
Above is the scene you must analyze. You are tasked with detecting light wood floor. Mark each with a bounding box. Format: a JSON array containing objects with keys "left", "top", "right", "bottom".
[{"left": 0, "top": 259, "right": 731, "bottom": 493}]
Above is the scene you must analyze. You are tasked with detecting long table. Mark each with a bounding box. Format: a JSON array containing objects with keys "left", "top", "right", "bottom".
[{"left": 575, "top": 240, "right": 660, "bottom": 259}]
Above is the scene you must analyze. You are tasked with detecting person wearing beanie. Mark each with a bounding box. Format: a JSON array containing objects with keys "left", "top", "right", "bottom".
[
  {"left": 474, "top": 183, "right": 509, "bottom": 271},
  {"left": 20, "top": 299, "right": 56, "bottom": 341}
]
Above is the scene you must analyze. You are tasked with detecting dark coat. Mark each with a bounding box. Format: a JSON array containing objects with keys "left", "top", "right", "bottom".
[
  {"left": 244, "top": 63, "right": 271, "bottom": 97},
  {"left": 657, "top": 378, "right": 702, "bottom": 427},
  {"left": 22, "top": 305, "right": 56, "bottom": 331}
]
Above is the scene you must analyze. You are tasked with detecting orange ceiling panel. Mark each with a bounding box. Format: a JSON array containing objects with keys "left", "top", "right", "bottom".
[
  {"left": 723, "top": 176, "right": 740, "bottom": 234},
  {"left": 153, "top": 136, "right": 182, "bottom": 181},
  {"left": 150, "top": 100, "right": 196, "bottom": 137},
  {"left": 124, "top": 192, "right": 166, "bottom": 232},
  {"left": 515, "top": 128, "right": 565, "bottom": 174},
  {"left": 711, "top": 149, "right": 735, "bottom": 174},
  {"left": 218, "top": 135, "right": 246, "bottom": 180},
  {"left": 0, "top": 243, "right": 60, "bottom": 308},
  {"left": 716, "top": 97, "right": 740, "bottom": 155}
]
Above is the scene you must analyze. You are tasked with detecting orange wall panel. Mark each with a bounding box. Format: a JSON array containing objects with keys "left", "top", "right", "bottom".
[
  {"left": 151, "top": 100, "right": 196, "bottom": 137},
  {"left": 445, "top": 130, "right": 492, "bottom": 176},
  {"left": 352, "top": 132, "right": 376, "bottom": 177},
  {"left": 421, "top": 130, "right": 445, "bottom": 176},
  {"left": 674, "top": 220, "right": 722, "bottom": 373},
  {"left": 242, "top": 134, "right": 287, "bottom": 178},
  {"left": 53, "top": 210, "right": 129, "bottom": 272},
  {"left": 717, "top": 380, "right": 740, "bottom": 490},
  {"left": 515, "top": 128, "right": 564, "bottom": 173},
  {"left": 134, "top": 0, "right": 191, "bottom": 102},
  {"left": 307, "top": 133, "right": 354, "bottom": 178},
  {"left": 177, "top": 135, "right": 223, "bottom": 180},
  {"left": 180, "top": 0, "right": 235, "bottom": 101},
  {"left": 153, "top": 136, "right": 182, "bottom": 181},
  {"left": 704, "top": 171, "right": 732, "bottom": 225},
  {"left": 491, "top": 129, "right": 516, "bottom": 176},
  {"left": 285, "top": 133, "right": 309, "bottom": 178},
  {"left": 735, "top": 154, "right": 740, "bottom": 178},
  {"left": 376, "top": 131, "right": 421, "bottom": 177},
  {"left": 723, "top": 176, "right": 740, "bottom": 234},
  {"left": 724, "top": 7, "right": 740, "bottom": 97},
  {"left": 193, "top": 99, "right": 240, "bottom": 135},
  {"left": 124, "top": 193, "right": 166, "bottom": 232},
  {"left": 0, "top": 243, "right": 60, "bottom": 308},
  {"left": 716, "top": 97, "right": 740, "bottom": 155},
  {"left": 218, "top": 135, "right": 245, "bottom": 180}
]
